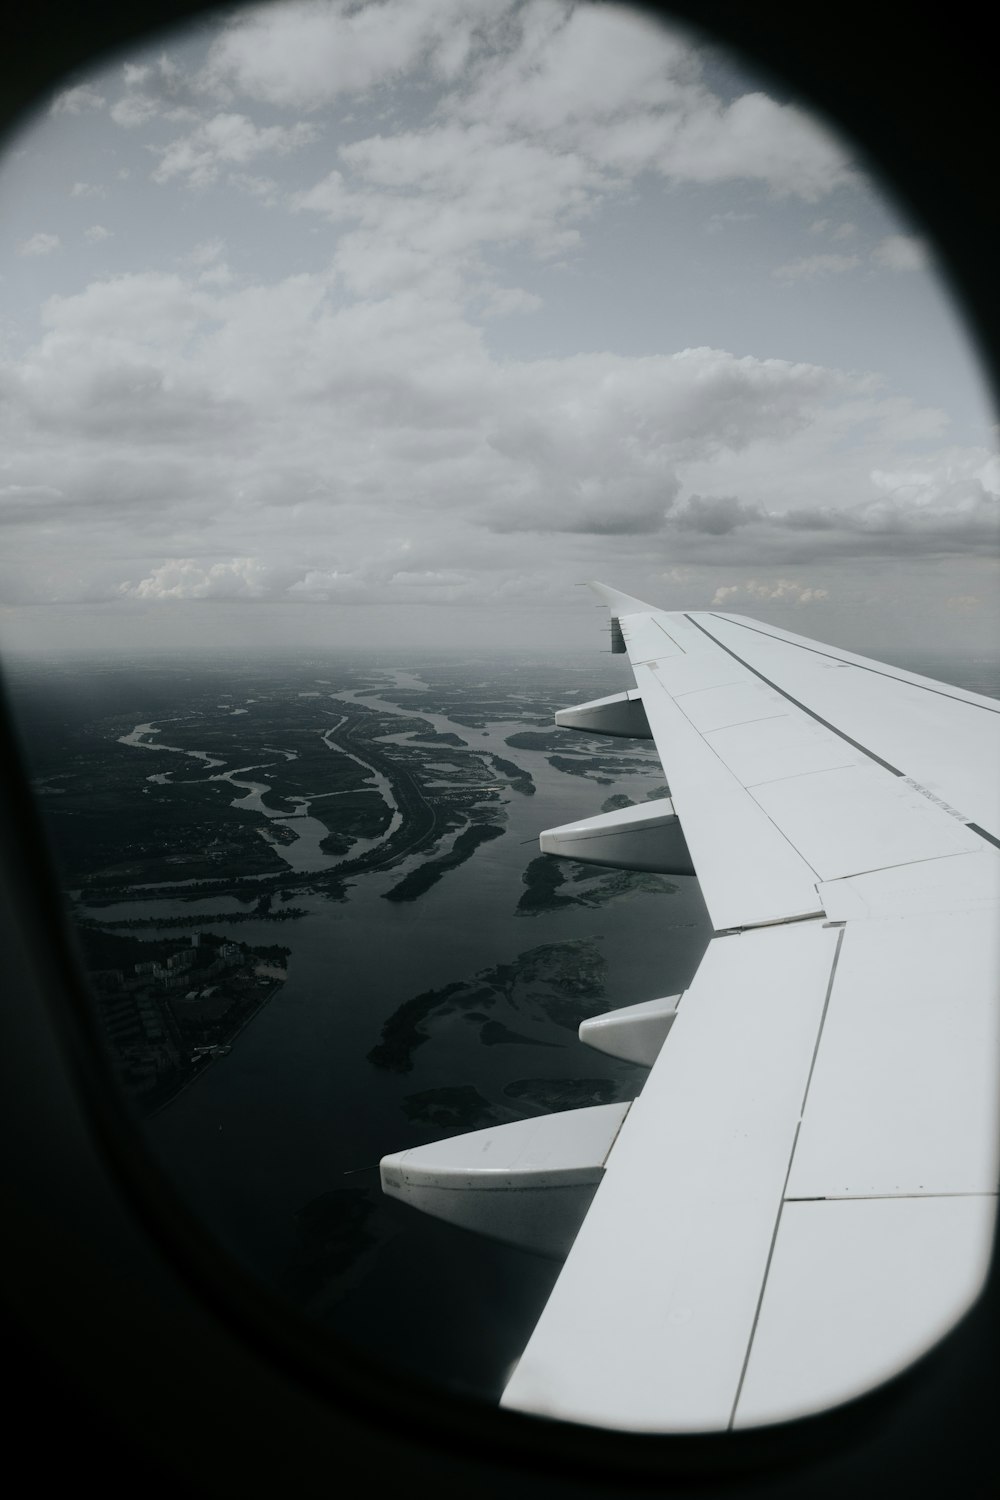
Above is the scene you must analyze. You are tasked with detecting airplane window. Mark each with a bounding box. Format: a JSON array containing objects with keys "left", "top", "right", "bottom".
[{"left": 1, "top": 0, "right": 996, "bottom": 1436}]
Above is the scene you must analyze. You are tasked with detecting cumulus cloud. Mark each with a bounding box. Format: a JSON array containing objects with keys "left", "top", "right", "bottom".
[
  {"left": 109, "top": 49, "right": 200, "bottom": 129},
  {"left": 844, "top": 460, "right": 1000, "bottom": 546},
  {"left": 72, "top": 0, "right": 854, "bottom": 313},
  {"left": 122, "top": 556, "right": 281, "bottom": 599},
  {"left": 0, "top": 256, "right": 877, "bottom": 600},
  {"left": 84, "top": 225, "right": 112, "bottom": 243},
  {"left": 208, "top": 0, "right": 851, "bottom": 255},
  {"left": 184, "top": 237, "right": 227, "bottom": 267},
  {"left": 712, "top": 579, "right": 829, "bottom": 606},
  {"left": 19, "top": 232, "right": 60, "bottom": 257},
  {"left": 111, "top": 93, "right": 161, "bottom": 129},
  {"left": 647, "top": 92, "right": 850, "bottom": 200},
  {"left": 6, "top": 241, "right": 989, "bottom": 581},
  {"left": 285, "top": 34, "right": 852, "bottom": 304},
  {"left": 200, "top": 0, "right": 498, "bottom": 109},
  {"left": 51, "top": 84, "right": 106, "bottom": 114},
  {"left": 479, "top": 285, "right": 543, "bottom": 319},
  {"left": 671, "top": 449, "right": 1000, "bottom": 566},
  {"left": 449, "top": 5, "right": 851, "bottom": 197},
  {"left": 227, "top": 171, "right": 279, "bottom": 203},
  {"left": 151, "top": 112, "right": 317, "bottom": 187},
  {"left": 707, "top": 210, "right": 756, "bottom": 233},
  {"left": 7, "top": 242, "right": 985, "bottom": 610},
  {"left": 773, "top": 253, "right": 860, "bottom": 281},
  {"left": 3, "top": 1, "right": 990, "bottom": 636},
  {"left": 808, "top": 218, "right": 855, "bottom": 239},
  {"left": 872, "top": 234, "right": 929, "bottom": 271},
  {"left": 70, "top": 181, "right": 107, "bottom": 199},
  {"left": 182, "top": 240, "right": 235, "bottom": 287},
  {"left": 293, "top": 125, "right": 605, "bottom": 297}
]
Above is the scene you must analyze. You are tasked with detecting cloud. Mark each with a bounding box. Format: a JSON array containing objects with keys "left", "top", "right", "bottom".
[
  {"left": 1, "top": 256, "right": 887, "bottom": 604},
  {"left": 210, "top": 0, "right": 852, "bottom": 248},
  {"left": 672, "top": 494, "right": 762, "bottom": 534},
  {"left": 707, "top": 210, "right": 756, "bottom": 233},
  {"left": 712, "top": 579, "right": 829, "bottom": 606},
  {"left": 647, "top": 92, "right": 850, "bottom": 200},
  {"left": 672, "top": 450, "right": 1000, "bottom": 565},
  {"left": 84, "top": 225, "right": 112, "bottom": 243},
  {"left": 109, "top": 48, "right": 200, "bottom": 129},
  {"left": 121, "top": 557, "right": 281, "bottom": 600},
  {"left": 227, "top": 171, "right": 279, "bottom": 204},
  {"left": 476, "top": 348, "right": 852, "bottom": 536},
  {"left": 110, "top": 93, "right": 161, "bottom": 129},
  {"left": 773, "top": 253, "right": 861, "bottom": 281},
  {"left": 183, "top": 238, "right": 228, "bottom": 273},
  {"left": 451, "top": 6, "right": 851, "bottom": 198},
  {"left": 50, "top": 84, "right": 106, "bottom": 114},
  {"left": 200, "top": 0, "right": 492, "bottom": 109},
  {"left": 4, "top": 2, "right": 989, "bottom": 633},
  {"left": 479, "top": 286, "right": 543, "bottom": 319},
  {"left": 151, "top": 113, "right": 318, "bottom": 187},
  {"left": 275, "top": 4, "right": 852, "bottom": 306},
  {"left": 8, "top": 246, "right": 988, "bottom": 609},
  {"left": 19, "top": 232, "right": 60, "bottom": 257},
  {"left": 287, "top": 563, "right": 477, "bottom": 602},
  {"left": 809, "top": 218, "right": 855, "bottom": 239},
  {"left": 872, "top": 234, "right": 929, "bottom": 272},
  {"left": 70, "top": 181, "right": 107, "bottom": 199},
  {"left": 296, "top": 124, "right": 605, "bottom": 295}
]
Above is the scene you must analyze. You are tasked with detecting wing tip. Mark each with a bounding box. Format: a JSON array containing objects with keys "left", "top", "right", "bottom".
[{"left": 587, "top": 580, "right": 657, "bottom": 616}]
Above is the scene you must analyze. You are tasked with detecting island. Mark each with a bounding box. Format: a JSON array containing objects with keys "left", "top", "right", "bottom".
[
  {"left": 382, "top": 821, "right": 505, "bottom": 902},
  {"left": 517, "top": 855, "right": 679, "bottom": 914},
  {"left": 367, "top": 940, "right": 607, "bottom": 1074}
]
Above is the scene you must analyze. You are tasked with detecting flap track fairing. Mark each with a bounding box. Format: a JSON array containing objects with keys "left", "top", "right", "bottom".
[
  {"left": 380, "top": 1103, "right": 632, "bottom": 1259},
  {"left": 539, "top": 799, "right": 694, "bottom": 876},
  {"left": 555, "top": 690, "right": 652, "bottom": 739},
  {"left": 579, "top": 994, "right": 682, "bottom": 1067}
]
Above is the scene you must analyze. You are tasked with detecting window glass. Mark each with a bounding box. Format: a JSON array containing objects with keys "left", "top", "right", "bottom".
[{"left": 2, "top": 0, "right": 996, "bottom": 1420}]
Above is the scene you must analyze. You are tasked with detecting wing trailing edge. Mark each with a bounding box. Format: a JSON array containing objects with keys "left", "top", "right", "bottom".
[{"left": 380, "top": 583, "right": 999, "bottom": 1432}]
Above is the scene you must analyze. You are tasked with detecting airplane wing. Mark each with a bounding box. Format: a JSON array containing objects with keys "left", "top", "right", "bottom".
[{"left": 381, "top": 583, "right": 1000, "bottom": 1431}]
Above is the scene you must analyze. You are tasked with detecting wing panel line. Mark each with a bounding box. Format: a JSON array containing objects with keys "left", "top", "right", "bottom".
[
  {"left": 686, "top": 614, "right": 999, "bottom": 853},
  {"left": 653, "top": 619, "right": 690, "bottom": 652},
  {"left": 786, "top": 1191, "right": 999, "bottom": 1202},
  {"left": 727, "top": 925, "right": 845, "bottom": 1428},
  {"left": 708, "top": 613, "right": 1000, "bottom": 715},
  {"left": 683, "top": 613, "right": 905, "bottom": 776},
  {"left": 635, "top": 659, "right": 828, "bottom": 903}
]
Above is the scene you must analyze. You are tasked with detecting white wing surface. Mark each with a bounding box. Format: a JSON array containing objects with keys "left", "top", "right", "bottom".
[{"left": 383, "top": 584, "right": 1000, "bottom": 1431}]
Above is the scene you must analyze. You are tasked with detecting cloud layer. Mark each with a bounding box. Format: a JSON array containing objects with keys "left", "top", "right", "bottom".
[
  {"left": 3, "top": 0, "right": 994, "bottom": 649},
  {"left": 4, "top": 249, "right": 993, "bottom": 614}
]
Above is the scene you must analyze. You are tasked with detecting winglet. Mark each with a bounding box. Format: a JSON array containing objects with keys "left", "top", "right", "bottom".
[{"left": 587, "top": 581, "right": 657, "bottom": 617}]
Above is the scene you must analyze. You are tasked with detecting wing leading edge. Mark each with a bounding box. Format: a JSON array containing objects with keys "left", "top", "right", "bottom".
[{"left": 383, "top": 583, "right": 999, "bottom": 1431}]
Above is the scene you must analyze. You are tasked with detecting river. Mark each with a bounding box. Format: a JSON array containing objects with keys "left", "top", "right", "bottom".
[{"left": 91, "top": 662, "right": 713, "bottom": 1396}]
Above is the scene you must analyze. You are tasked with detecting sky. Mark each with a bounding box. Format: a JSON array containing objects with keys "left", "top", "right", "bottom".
[{"left": 0, "top": 0, "right": 997, "bottom": 658}]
